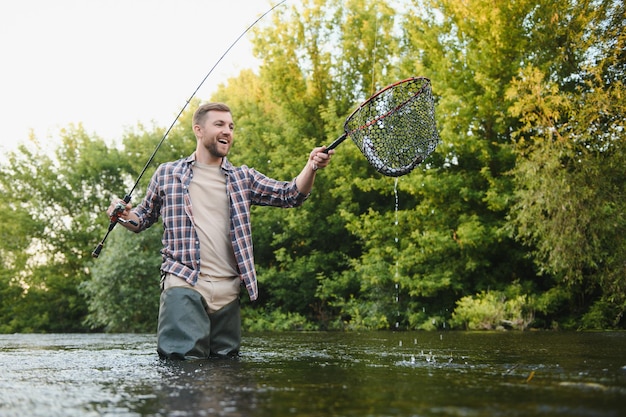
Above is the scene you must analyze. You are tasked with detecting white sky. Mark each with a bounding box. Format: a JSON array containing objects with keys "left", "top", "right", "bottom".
[{"left": 0, "top": 0, "right": 287, "bottom": 155}]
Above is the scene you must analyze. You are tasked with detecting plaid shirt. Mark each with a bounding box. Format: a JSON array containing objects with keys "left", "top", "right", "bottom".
[{"left": 132, "top": 153, "right": 309, "bottom": 301}]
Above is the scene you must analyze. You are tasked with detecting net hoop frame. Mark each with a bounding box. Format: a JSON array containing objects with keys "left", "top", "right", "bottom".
[
  {"left": 345, "top": 77, "right": 430, "bottom": 136},
  {"left": 327, "top": 76, "right": 439, "bottom": 177}
]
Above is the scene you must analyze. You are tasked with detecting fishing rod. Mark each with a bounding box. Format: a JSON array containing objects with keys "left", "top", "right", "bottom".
[{"left": 92, "top": 0, "right": 288, "bottom": 258}]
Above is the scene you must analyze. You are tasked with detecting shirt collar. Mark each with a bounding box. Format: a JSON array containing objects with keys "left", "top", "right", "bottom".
[{"left": 187, "top": 152, "right": 233, "bottom": 172}]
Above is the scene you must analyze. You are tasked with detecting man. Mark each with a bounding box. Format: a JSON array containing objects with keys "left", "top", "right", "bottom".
[{"left": 107, "top": 102, "right": 333, "bottom": 359}]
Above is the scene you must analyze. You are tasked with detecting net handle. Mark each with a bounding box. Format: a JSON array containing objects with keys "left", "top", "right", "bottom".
[{"left": 326, "top": 133, "right": 347, "bottom": 151}]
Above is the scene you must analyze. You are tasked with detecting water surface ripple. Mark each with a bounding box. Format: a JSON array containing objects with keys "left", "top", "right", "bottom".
[{"left": 1, "top": 331, "right": 624, "bottom": 416}]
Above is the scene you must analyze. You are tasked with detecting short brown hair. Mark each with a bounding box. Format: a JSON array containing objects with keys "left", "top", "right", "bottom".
[{"left": 192, "top": 102, "right": 231, "bottom": 126}]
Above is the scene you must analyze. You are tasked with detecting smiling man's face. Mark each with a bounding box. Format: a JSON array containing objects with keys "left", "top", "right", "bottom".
[{"left": 194, "top": 110, "right": 235, "bottom": 163}]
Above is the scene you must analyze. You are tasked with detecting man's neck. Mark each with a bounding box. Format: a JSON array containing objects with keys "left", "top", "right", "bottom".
[{"left": 195, "top": 148, "right": 223, "bottom": 166}]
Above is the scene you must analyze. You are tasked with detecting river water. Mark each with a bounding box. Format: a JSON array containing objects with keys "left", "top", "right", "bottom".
[{"left": 0, "top": 331, "right": 624, "bottom": 417}]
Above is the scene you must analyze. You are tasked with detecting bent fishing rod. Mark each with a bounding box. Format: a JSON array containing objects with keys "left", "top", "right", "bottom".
[{"left": 92, "top": 1, "right": 287, "bottom": 258}]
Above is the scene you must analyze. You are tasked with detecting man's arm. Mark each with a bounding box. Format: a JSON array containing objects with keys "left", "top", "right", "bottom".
[{"left": 295, "top": 146, "right": 334, "bottom": 195}]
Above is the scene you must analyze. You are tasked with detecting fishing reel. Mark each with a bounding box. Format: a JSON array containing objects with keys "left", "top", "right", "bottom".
[
  {"left": 109, "top": 201, "right": 138, "bottom": 226},
  {"left": 92, "top": 195, "right": 137, "bottom": 258}
]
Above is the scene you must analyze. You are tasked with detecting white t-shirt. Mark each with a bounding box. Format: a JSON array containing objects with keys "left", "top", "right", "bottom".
[{"left": 188, "top": 161, "right": 239, "bottom": 279}]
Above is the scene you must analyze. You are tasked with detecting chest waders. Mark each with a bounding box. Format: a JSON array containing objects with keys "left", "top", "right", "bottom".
[{"left": 156, "top": 286, "right": 241, "bottom": 360}]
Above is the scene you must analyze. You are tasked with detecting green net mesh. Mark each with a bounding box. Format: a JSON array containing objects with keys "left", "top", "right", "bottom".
[{"left": 343, "top": 77, "right": 439, "bottom": 177}]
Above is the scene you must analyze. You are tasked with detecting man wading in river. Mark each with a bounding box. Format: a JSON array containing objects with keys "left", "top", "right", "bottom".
[{"left": 107, "top": 102, "right": 334, "bottom": 359}]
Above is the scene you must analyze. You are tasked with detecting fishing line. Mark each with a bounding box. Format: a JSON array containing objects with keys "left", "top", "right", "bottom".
[
  {"left": 93, "top": 0, "right": 287, "bottom": 258},
  {"left": 127, "top": 0, "right": 287, "bottom": 198},
  {"left": 369, "top": 5, "right": 380, "bottom": 97}
]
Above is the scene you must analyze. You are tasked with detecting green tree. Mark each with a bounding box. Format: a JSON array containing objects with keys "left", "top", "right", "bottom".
[
  {"left": 81, "top": 225, "right": 162, "bottom": 332},
  {"left": 0, "top": 126, "right": 131, "bottom": 331},
  {"left": 344, "top": 0, "right": 540, "bottom": 328},
  {"left": 212, "top": 0, "right": 402, "bottom": 325},
  {"left": 506, "top": 1, "right": 626, "bottom": 328}
]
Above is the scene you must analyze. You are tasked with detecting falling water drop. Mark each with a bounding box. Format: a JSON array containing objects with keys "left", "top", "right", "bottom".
[{"left": 394, "top": 177, "right": 400, "bottom": 330}]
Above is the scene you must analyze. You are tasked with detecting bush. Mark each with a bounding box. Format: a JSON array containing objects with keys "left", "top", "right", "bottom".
[
  {"left": 450, "top": 285, "right": 534, "bottom": 330},
  {"left": 242, "top": 306, "right": 318, "bottom": 332}
]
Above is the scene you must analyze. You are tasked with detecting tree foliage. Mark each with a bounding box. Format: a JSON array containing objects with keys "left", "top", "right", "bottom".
[
  {"left": 80, "top": 225, "right": 162, "bottom": 332},
  {"left": 506, "top": 0, "right": 626, "bottom": 327},
  {"left": 0, "top": 0, "right": 624, "bottom": 333}
]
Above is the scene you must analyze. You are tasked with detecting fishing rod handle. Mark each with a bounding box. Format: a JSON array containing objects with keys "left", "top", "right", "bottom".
[{"left": 91, "top": 194, "right": 132, "bottom": 258}]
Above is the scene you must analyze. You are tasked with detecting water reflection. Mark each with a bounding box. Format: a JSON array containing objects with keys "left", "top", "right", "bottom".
[
  {"left": 149, "top": 359, "right": 258, "bottom": 417},
  {"left": 1, "top": 331, "right": 625, "bottom": 417}
]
